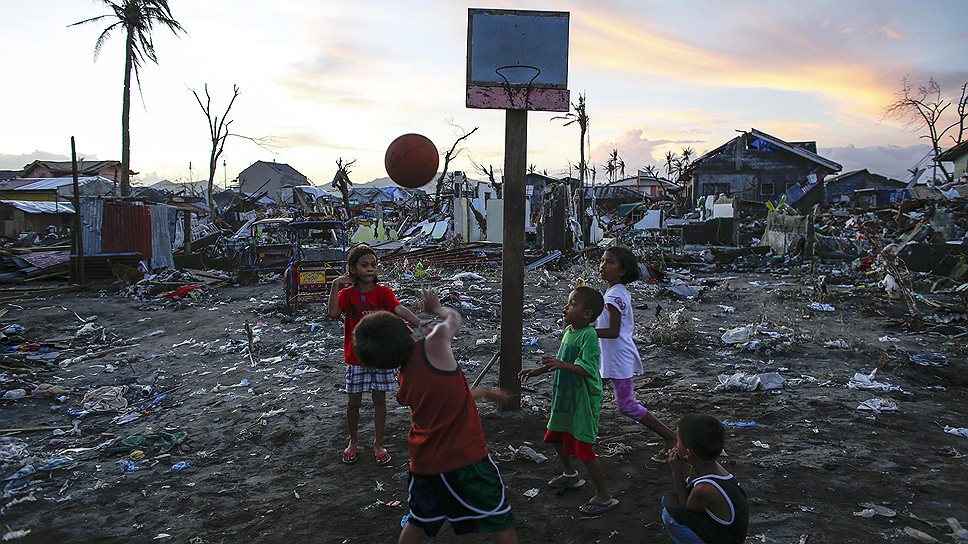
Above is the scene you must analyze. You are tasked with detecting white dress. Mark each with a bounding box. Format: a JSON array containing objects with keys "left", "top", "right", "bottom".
[{"left": 596, "top": 283, "right": 644, "bottom": 379}]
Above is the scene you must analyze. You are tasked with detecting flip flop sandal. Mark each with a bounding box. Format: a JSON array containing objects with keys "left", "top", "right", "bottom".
[
  {"left": 374, "top": 450, "right": 392, "bottom": 465},
  {"left": 340, "top": 450, "right": 358, "bottom": 465},
  {"left": 548, "top": 474, "right": 586, "bottom": 489},
  {"left": 579, "top": 498, "right": 620, "bottom": 516}
]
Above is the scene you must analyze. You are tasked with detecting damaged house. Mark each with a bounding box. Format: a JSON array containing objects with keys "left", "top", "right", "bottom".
[
  {"left": 237, "top": 160, "right": 309, "bottom": 204},
  {"left": 823, "top": 169, "right": 907, "bottom": 208},
  {"left": 681, "top": 128, "right": 842, "bottom": 212}
]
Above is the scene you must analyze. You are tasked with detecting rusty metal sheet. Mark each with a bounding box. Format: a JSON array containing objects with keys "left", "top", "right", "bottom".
[{"left": 101, "top": 202, "right": 152, "bottom": 261}]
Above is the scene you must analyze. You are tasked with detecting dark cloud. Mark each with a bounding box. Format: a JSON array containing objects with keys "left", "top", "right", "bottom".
[{"left": 820, "top": 143, "right": 932, "bottom": 180}]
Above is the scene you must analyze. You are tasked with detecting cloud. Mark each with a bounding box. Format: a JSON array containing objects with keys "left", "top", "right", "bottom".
[
  {"left": 589, "top": 128, "right": 704, "bottom": 175},
  {"left": 0, "top": 150, "right": 101, "bottom": 171},
  {"left": 570, "top": 5, "right": 910, "bottom": 118},
  {"left": 820, "top": 143, "right": 932, "bottom": 180}
]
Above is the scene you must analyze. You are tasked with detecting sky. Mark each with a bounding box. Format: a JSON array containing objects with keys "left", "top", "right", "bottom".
[{"left": 1, "top": 0, "right": 967, "bottom": 188}]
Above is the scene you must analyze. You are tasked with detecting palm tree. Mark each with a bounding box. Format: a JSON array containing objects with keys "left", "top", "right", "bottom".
[
  {"left": 72, "top": 0, "right": 185, "bottom": 196},
  {"left": 605, "top": 148, "right": 625, "bottom": 182},
  {"left": 552, "top": 93, "right": 590, "bottom": 185}
]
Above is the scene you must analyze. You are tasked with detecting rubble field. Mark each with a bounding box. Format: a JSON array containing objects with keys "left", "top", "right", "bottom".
[{"left": 0, "top": 259, "right": 966, "bottom": 543}]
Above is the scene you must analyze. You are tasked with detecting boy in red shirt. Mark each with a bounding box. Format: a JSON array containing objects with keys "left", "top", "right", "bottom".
[{"left": 354, "top": 289, "right": 517, "bottom": 543}]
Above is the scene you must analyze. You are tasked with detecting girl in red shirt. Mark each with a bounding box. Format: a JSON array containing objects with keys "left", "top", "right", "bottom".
[{"left": 327, "top": 244, "right": 420, "bottom": 465}]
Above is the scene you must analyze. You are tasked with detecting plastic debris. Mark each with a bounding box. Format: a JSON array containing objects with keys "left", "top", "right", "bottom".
[
  {"left": 944, "top": 426, "right": 968, "bottom": 439},
  {"left": 853, "top": 503, "right": 897, "bottom": 518},
  {"left": 81, "top": 386, "right": 128, "bottom": 413},
  {"left": 721, "top": 325, "right": 753, "bottom": 344},
  {"left": 909, "top": 354, "right": 948, "bottom": 367},
  {"left": 2, "top": 389, "right": 26, "bottom": 400},
  {"left": 822, "top": 339, "right": 849, "bottom": 349},
  {"left": 2, "top": 529, "right": 31, "bottom": 541},
  {"left": 856, "top": 398, "right": 899, "bottom": 414},
  {"left": 715, "top": 372, "right": 760, "bottom": 392},
  {"left": 523, "top": 488, "right": 539, "bottom": 498},
  {"left": 806, "top": 302, "right": 835, "bottom": 312},
  {"left": 903, "top": 527, "right": 941, "bottom": 543},
  {"left": 722, "top": 421, "right": 757, "bottom": 428},
  {"left": 516, "top": 445, "right": 548, "bottom": 464},
  {"left": 758, "top": 372, "right": 786, "bottom": 390},
  {"left": 847, "top": 371, "right": 907, "bottom": 394},
  {"left": 170, "top": 461, "right": 190, "bottom": 472},
  {"left": 752, "top": 441, "right": 770, "bottom": 449},
  {"left": 117, "top": 460, "right": 141, "bottom": 472}
]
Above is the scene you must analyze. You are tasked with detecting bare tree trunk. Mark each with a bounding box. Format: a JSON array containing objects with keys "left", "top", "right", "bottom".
[
  {"left": 193, "top": 84, "right": 240, "bottom": 216},
  {"left": 433, "top": 126, "right": 479, "bottom": 213},
  {"left": 121, "top": 27, "right": 134, "bottom": 197}
]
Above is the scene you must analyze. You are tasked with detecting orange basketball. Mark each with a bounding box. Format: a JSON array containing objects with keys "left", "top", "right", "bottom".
[{"left": 384, "top": 133, "right": 439, "bottom": 188}]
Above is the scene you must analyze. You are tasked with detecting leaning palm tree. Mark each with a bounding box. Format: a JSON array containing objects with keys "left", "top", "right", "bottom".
[{"left": 72, "top": 0, "right": 185, "bottom": 196}]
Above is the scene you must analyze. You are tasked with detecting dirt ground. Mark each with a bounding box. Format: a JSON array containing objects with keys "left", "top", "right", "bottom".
[{"left": 1, "top": 258, "right": 966, "bottom": 543}]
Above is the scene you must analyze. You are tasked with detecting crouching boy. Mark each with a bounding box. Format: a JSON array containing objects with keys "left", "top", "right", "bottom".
[
  {"left": 662, "top": 414, "right": 749, "bottom": 544},
  {"left": 354, "top": 289, "right": 517, "bottom": 544}
]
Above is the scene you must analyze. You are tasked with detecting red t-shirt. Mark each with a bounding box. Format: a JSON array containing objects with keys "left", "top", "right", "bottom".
[
  {"left": 337, "top": 284, "right": 402, "bottom": 366},
  {"left": 397, "top": 341, "right": 488, "bottom": 475}
]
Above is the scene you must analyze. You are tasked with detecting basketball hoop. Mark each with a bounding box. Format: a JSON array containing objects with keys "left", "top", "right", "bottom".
[{"left": 495, "top": 65, "right": 541, "bottom": 109}]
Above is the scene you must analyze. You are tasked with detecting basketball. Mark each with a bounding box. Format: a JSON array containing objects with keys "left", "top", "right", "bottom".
[{"left": 384, "top": 133, "right": 439, "bottom": 188}]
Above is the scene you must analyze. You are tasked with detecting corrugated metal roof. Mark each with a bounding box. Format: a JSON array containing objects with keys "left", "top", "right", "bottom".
[
  {"left": 0, "top": 200, "right": 75, "bottom": 214},
  {"left": 748, "top": 129, "right": 842, "bottom": 172},
  {"left": 15, "top": 176, "right": 113, "bottom": 191}
]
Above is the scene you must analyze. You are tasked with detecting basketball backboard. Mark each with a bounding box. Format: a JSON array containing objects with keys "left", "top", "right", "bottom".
[{"left": 466, "top": 8, "right": 570, "bottom": 112}]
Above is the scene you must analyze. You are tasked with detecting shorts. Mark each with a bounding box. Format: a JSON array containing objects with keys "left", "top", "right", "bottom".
[
  {"left": 406, "top": 456, "right": 514, "bottom": 538},
  {"left": 543, "top": 430, "right": 597, "bottom": 461},
  {"left": 344, "top": 365, "right": 396, "bottom": 394}
]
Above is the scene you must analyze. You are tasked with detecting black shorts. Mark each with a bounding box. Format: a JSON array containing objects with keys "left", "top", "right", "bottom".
[{"left": 406, "top": 456, "right": 514, "bottom": 537}]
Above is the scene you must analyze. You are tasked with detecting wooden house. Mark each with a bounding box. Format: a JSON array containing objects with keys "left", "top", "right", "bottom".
[{"left": 680, "top": 128, "right": 842, "bottom": 211}]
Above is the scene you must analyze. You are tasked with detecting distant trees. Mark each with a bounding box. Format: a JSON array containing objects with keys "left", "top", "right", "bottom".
[
  {"left": 884, "top": 76, "right": 967, "bottom": 182},
  {"left": 604, "top": 148, "right": 625, "bottom": 182},
  {"left": 662, "top": 147, "right": 695, "bottom": 183},
  {"left": 71, "top": 0, "right": 185, "bottom": 196}
]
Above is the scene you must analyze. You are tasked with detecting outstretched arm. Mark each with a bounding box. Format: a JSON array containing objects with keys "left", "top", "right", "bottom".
[
  {"left": 539, "top": 354, "right": 591, "bottom": 378},
  {"left": 393, "top": 304, "right": 422, "bottom": 327},
  {"left": 472, "top": 387, "right": 509, "bottom": 406}
]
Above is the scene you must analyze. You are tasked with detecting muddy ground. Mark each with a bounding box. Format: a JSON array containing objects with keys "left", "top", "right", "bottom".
[{"left": 1, "top": 258, "right": 966, "bottom": 543}]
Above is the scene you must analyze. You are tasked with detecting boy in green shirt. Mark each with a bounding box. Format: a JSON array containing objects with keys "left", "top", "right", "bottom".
[{"left": 519, "top": 286, "right": 618, "bottom": 516}]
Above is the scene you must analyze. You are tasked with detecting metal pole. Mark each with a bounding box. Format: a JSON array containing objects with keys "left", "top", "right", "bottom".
[
  {"left": 499, "top": 109, "right": 527, "bottom": 410},
  {"left": 70, "top": 137, "right": 85, "bottom": 286}
]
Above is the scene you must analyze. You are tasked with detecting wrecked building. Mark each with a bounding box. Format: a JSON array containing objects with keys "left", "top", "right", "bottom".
[{"left": 680, "top": 128, "right": 842, "bottom": 212}]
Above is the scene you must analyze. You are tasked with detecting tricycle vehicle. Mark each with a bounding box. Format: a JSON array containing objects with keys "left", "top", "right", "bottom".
[{"left": 283, "top": 218, "right": 348, "bottom": 314}]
